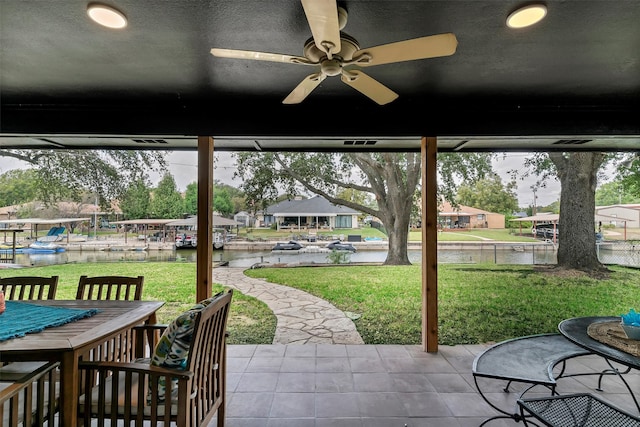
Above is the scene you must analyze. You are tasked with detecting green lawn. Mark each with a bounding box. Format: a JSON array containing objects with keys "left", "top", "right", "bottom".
[
  {"left": 4, "top": 263, "right": 276, "bottom": 345},
  {"left": 7, "top": 262, "right": 639, "bottom": 346},
  {"left": 239, "top": 227, "right": 388, "bottom": 240},
  {"left": 409, "top": 228, "right": 539, "bottom": 242},
  {"left": 245, "top": 264, "right": 640, "bottom": 345}
]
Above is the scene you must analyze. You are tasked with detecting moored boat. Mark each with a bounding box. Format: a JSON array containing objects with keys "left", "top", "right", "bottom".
[{"left": 29, "top": 241, "right": 65, "bottom": 253}]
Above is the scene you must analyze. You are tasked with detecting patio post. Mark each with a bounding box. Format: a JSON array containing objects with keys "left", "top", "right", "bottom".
[
  {"left": 421, "top": 136, "right": 438, "bottom": 352},
  {"left": 196, "top": 136, "right": 214, "bottom": 302}
]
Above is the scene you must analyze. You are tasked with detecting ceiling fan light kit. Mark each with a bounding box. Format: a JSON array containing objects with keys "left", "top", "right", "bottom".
[
  {"left": 87, "top": 3, "right": 127, "bottom": 29},
  {"left": 506, "top": 3, "right": 547, "bottom": 28},
  {"left": 210, "top": 0, "right": 457, "bottom": 105}
]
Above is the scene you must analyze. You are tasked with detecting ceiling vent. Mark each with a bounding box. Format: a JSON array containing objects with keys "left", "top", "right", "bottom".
[
  {"left": 133, "top": 139, "right": 169, "bottom": 144},
  {"left": 344, "top": 140, "right": 377, "bottom": 146},
  {"left": 552, "top": 139, "right": 592, "bottom": 145}
]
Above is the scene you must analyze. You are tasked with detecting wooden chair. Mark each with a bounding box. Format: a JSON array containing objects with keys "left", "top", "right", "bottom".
[
  {"left": 75, "top": 275, "right": 146, "bottom": 370},
  {"left": 76, "top": 275, "right": 144, "bottom": 301},
  {"left": 78, "top": 290, "right": 233, "bottom": 427},
  {"left": 0, "top": 277, "right": 58, "bottom": 370},
  {"left": 0, "top": 276, "right": 59, "bottom": 300},
  {"left": 0, "top": 361, "right": 60, "bottom": 427}
]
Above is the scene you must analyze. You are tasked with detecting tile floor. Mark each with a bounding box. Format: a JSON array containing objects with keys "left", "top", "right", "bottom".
[{"left": 215, "top": 344, "right": 640, "bottom": 426}]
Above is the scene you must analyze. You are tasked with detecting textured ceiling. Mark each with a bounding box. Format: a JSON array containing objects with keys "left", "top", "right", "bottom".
[{"left": 1, "top": 1, "right": 639, "bottom": 152}]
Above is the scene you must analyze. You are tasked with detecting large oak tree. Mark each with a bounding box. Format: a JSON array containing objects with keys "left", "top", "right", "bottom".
[
  {"left": 234, "top": 151, "right": 494, "bottom": 265},
  {"left": 521, "top": 152, "right": 614, "bottom": 274}
]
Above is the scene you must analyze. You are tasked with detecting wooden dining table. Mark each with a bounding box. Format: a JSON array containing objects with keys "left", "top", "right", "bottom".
[{"left": 0, "top": 299, "right": 164, "bottom": 427}]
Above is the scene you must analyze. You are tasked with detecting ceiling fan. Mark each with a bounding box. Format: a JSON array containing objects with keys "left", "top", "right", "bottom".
[{"left": 210, "top": 0, "right": 457, "bottom": 105}]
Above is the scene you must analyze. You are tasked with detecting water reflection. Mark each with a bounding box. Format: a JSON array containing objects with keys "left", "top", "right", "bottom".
[{"left": 16, "top": 246, "right": 559, "bottom": 268}]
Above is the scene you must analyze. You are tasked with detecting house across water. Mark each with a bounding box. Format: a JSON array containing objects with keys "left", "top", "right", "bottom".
[{"left": 257, "top": 195, "right": 361, "bottom": 231}]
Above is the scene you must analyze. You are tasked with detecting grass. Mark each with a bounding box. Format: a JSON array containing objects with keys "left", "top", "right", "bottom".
[
  {"left": 409, "top": 228, "right": 540, "bottom": 242},
  {"left": 238, "top": 227, "right": 388, "bottom": 241},
  {"left": 5, "top": 263, "right": 276, "bottom": 345},
  {"left": 7, "top": 262, "right": 640, "bottom": 346},
  {"left": 244, "top": 264, "right": 640, "bottom": 345}
]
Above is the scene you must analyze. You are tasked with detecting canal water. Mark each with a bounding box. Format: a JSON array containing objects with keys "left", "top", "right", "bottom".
[
  {"left": 14, "top": 246, "right": 560, "bottom": 268},
  {"left": 11, "top": 242, "right": 640, "bottom": 268}
]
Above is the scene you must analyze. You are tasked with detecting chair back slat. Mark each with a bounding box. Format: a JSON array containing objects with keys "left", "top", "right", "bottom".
[
  {"left": 76, "top": 275, "right": 144, "bottom": 301},
  {"left": 185, "top": 290, "right": 233, "bottom": 426},
  {"left": 0, "top": 276, "right": 59, "bottom": 300}
]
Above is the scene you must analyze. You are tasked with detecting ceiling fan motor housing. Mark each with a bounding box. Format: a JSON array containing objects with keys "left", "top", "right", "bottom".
[{"left": 303, "top": 32, "right": 360, "bottom": 64}]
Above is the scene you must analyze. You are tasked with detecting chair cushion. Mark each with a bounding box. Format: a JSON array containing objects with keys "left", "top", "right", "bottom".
[{"left": 149, "top": 291, "right": 224, "bottom": 402}]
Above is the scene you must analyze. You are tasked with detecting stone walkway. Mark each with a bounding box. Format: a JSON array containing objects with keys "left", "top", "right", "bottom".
[{"left": 212, "top": 267, "right": 364, "bottom": 345}]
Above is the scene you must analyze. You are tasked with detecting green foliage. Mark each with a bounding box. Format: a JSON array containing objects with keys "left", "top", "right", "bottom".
[
  {"left": 437, "top": 152, "right": 497, "bottom": 207},
  {"left": 0, "top": 169, "right": 39, "bottom": 207},
  {"left": 596, "top": 180, "right": 638, "bottom": 205},
  {"left": 213, "top": 187, "right": 234, "bottom": 216},
  {"left": 336, "top": 188, "right": 374, "bottom": 208},
  {"left": 120, "top": 179, "right": 151, "bottom": 219},
  {"left": 183, "top": 182, "right": 198, "bottom": 215},
  {"left": 538, "top": 200, "right": 560, "bottom": 214},
  {"left": 214, "top": 181, "right": 246, "bottom": 212},
  {"left": 614, "top": 153, "right": 640, "bottom": 199},
  {"left": 456, "top": 173, "right": 519, "bottom": 215},
  {"left": 150, "top": 174, "right": 184, "bottom": 218},
  {"left": 0, "top": 149, "right": 166, "bottom": 206},
  {"left": 326, "top": 250, "right": 351, "bottom": 264}
]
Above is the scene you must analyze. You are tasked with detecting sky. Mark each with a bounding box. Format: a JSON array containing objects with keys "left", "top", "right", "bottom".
[
  {"left": 158, "top": 151, "right": 564, "bottom": 208},
  {"left": 0, "top": 151, "right": 561, "bottom": 209}
]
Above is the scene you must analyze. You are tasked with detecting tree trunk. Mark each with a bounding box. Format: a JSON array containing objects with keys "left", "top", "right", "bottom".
[
  {"left": 383, "top": 212, "right": 412, "bottom": 265},
  {"left": 550, "top": 152, "right": 608, "bottom": 272}
]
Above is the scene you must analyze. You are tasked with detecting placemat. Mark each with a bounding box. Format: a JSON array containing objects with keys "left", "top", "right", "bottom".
[
  {"left": 0, "top": 301, "right": 99, "bottom": 342},
  {"left": 587, "top": 321, "right": 640, "bottom": 357}
]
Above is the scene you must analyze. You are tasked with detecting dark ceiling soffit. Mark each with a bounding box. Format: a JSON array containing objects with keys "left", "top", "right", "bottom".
[{"left": 1, "top": 135, "right": 640, "bottom": 152}]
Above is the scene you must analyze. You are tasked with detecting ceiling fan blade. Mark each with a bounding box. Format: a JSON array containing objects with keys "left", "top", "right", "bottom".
[
  {"left": 341, "top": 70, "right": 398, "bottom": 105},
  {"left": 283, "top": 73, "right": 327, "bottom": 104},
  {"left": 210, "top": 48, "right": 313, "bottom": 65},
  {"left": 354, "top": 33, "right": 458, "bottom": 67},
  {"left": 301, "top": 0, "right": 341, "bottom": 58}
]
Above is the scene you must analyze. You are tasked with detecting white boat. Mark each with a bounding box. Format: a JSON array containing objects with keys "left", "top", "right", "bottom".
[{"left": 29, "top": 241, "right": 65, "bottom": 253}]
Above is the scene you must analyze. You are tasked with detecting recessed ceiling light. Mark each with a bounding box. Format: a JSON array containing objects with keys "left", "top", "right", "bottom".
[
  {"left": 506, "top": 4, "right": 547, "bottom": 29},
  {"left": 87, "top": 3, "right": 127, "bottom": 29}
]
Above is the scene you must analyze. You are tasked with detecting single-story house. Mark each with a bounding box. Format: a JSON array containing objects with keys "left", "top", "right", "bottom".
[
  {"left": 438, "top": 202, "right": 505, "bottom": 229},
  {"left": 260, "top": 195, "right": 361, "bottom": 231}
]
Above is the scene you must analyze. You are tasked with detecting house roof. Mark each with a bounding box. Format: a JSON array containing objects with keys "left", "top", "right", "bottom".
[
  {"left": 164, "top": 216, "right": 241, "bottom": 227},
  {"left": 268, "top": 196, "right": 360, "bottom": 216},
  {"left": 510, "top": 214, "right": 559, "bottom": 223},
  {"left": 2, "top": 1, "right": 640, "bottom": 152},
  {"left": 438, "top": 202, "right": 503, "bottom": 217},
  {"left": 596, "top": 204, "right": 640, "bottom": 211},
  {"left": 0, "top": 217, "right": 91, "bottom": 225}
]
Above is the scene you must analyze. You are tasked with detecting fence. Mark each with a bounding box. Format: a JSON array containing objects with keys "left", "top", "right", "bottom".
[
  {"left": 436, "top": 241, "right": 640, "bottom": 268},
  {"left": 596, "top": 241, "right": 640, "bottom": 267}
]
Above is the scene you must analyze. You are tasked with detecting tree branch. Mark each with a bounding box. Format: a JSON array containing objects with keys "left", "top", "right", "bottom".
[{"left": 273, "top": 154, "right": 381, "bottom": 217}]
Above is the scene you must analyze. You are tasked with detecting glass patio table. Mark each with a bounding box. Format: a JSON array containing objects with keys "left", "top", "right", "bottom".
[{"left": 559, "top": 316, "right": 640, "bottom": 412}]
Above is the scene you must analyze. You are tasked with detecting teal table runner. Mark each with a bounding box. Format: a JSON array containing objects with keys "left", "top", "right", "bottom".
[{"left": 0, "top": 301, "right": 99, "bottom": 342}]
